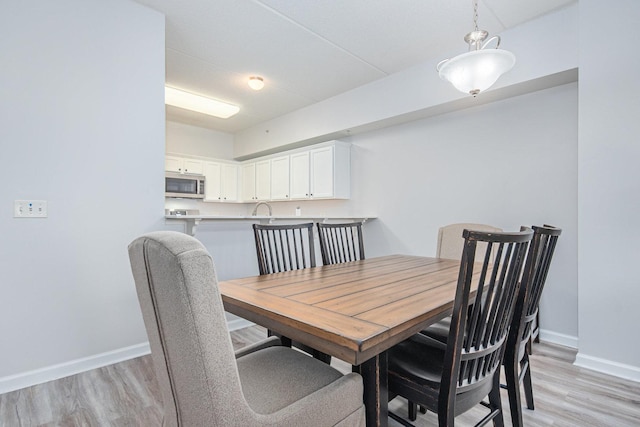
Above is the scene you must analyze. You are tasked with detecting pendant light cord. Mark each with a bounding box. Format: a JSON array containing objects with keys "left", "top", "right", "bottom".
[{"left": 473, "top": 0, "right": 479, "bottom": 32}]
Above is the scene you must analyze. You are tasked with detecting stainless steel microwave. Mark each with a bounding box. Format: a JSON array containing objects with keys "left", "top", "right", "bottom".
[{"left": 165, "top": 172, "right": 205, "bottom": 199}]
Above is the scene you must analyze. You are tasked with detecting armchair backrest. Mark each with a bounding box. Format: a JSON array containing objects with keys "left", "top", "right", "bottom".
[
  {"left": 437, "top": 223, "right": 503, "bottom": 261},
  {"left": 128, "top": 231, "right": 247, "bottom": 427}
]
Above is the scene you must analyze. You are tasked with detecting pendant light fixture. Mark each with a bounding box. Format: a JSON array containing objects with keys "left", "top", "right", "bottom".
[{"left": 437, "top": 0, "right": 515, "bottom": 96}]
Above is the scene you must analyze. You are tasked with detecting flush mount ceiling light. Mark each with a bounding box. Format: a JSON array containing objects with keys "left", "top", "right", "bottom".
[
  {"left": 165, "top": 86, "right": 239, "bottom": 119},
  {"left": 437, "top": 0, "right": 515, "bottom": 96},
  {"left": 248, "top": 76, "right": 265, "bottom": 91}
]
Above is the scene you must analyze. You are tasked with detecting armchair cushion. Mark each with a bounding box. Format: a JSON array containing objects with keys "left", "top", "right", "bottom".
[{"left": 238, "top": 346, "right": 348, "bottom": 414}]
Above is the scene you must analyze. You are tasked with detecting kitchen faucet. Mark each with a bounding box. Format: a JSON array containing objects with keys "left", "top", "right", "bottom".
[{"left": 251, "top": 202, "right": 272, "bottom": 216}]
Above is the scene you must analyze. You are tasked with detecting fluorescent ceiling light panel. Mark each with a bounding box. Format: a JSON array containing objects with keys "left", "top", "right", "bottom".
[{"left": 165, "top": 87, "right": 239, "bottom": 119}]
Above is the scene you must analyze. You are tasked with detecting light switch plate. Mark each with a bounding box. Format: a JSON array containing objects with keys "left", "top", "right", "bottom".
[{"left": 14, "top": 200, "right": 47, "bottom": 218}]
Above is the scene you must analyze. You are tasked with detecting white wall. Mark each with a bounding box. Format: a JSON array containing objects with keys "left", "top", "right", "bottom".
[
  {"left": 576, "top": 0, "right": 640, "bottom": 380},
  {"left": 0, "top": 0, "right": 165, "bottom": 392},
  {"left": 166, "top": 121, "right": 235, "bottom": 159},
  {"left": 346, "top": 83, "right": 578, "bottom": 342}
]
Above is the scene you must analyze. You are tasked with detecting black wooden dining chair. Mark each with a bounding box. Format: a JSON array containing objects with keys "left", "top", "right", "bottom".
[
  {"left": 387, "top": 228, "right": 533, "bottom": 427},
  {"left": 503, "top": 225, "right": 562, "bottom": 427},
  {"left": 317, "top": 222, "right": 365, "bottom": 265},
  {"left": 253, "top": 222, "right": 316, "bottom": 274},
  {"left": 252, "top": 222, "right": 330, "bottom": 363}
]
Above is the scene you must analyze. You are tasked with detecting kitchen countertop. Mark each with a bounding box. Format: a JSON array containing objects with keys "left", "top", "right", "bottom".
[{"left": 165, "top": 214, "right": 377, "bottom": 235}]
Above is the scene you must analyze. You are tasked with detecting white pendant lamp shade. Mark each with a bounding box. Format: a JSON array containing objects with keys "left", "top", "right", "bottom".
[
  {"left": 437, "top": 0, "right": 516, "bottom": 96},
  {"left": 437, "top": 48, "right": 516, "bottom": 96}
]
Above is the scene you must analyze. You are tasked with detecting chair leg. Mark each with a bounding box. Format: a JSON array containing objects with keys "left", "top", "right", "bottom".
[
  {"left": 280, "top": 336, "right": 292, "bottom": 348},
  {"left": 522, "top": 352, "right": 535, "bottom": 410},
  {"left": 489, "top": 370, "right": 505, "bottom": 427},
  {"left": 504, "top": 355, "right": 524, "bottom": 427},
  {"left": 267, "top": 329, "right": 293, "bottom": 348},
  {"left": 408, "top": 401, "right": 417, "bottom": 421},
  {"left": 312, "top": 349, "right": 332, "bottom": 364}
]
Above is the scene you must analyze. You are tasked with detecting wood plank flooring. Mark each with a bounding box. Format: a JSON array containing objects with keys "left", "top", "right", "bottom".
[{"left": 1, "top": 325, "right": 638, "bottom": 426}]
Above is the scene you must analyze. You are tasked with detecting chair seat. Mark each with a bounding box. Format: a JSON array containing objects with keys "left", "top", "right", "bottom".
[
  {"left": 388, "top": 334, "right": 445, "bottom": 389},
  {"left": 421, "top": 317, "right": 451, "bottom": 345},
  {"left": 237, "top": 346, "right": 343, "bottom": 414}
]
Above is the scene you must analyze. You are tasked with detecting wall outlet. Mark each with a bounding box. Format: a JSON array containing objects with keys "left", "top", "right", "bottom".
[{"left": 14, "top": 200, "right": 47, "bottom": 218}]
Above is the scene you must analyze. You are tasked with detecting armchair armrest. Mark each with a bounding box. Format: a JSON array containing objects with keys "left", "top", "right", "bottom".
[{"left": 235, "top": 335, "right": 281, "bottom": 359}]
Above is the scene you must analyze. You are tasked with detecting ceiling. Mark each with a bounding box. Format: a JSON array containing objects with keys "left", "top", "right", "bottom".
[{"left": 133, "top": 0, "right": 575, "bottom": 134}]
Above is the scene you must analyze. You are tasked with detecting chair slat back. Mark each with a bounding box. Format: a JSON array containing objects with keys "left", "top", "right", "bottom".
[
  {"left": 442, "top": 228, "right": 533, "bottom": 403},
  {"left": 253, "top": 223, "right": 316, "bottom": 274},
  {"left": 317, "top": 222, "right": 365, "bottom": 265},
  {"left": 511, "top": 225, "right": 562, "bottom": 358}
]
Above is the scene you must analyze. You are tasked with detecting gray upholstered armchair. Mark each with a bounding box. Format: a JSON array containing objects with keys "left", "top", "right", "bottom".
[{"left": 128, "top": 231, "right": 365, "bottom": 427}]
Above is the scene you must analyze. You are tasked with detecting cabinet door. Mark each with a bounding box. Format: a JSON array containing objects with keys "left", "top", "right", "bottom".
[
  {"left": 241, "top": 163, "right": 257, "bottom": 201},
  {"left": 255, "top": 160, "right": 271, "bottom": 201},
  {"left": 203, "top": 162, "right": 222, "bottom": 201},
  {"left": 290, "top": 152, "right": 310, "bottom": 199},
  {"left": 221, "top": 164, "right": 238, "bottom": 201},
  {"left": 182, "top": 159, "right": 204, "bottom": 175},
  {"left": 270, "top": 156, "right": 290, "bottom": 200},
  {"left": 165, "top": 156, "right": 183, "bottom": 173},
  {"left": 310, "top": 146, "right": 334, "bottom": 198}
]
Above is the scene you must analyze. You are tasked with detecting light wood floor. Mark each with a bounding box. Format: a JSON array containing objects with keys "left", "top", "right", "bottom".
[{"left": 1, "top": 325, "right": 639, "bottom": 426}]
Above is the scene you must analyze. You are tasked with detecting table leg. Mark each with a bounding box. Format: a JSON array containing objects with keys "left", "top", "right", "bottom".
[{"left": 353, "top": 351, "right": 388, "bottom": 427}]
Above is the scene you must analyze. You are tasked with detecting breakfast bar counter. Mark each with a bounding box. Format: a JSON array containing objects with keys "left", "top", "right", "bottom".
[{"left": 165, "top": 214, "right": 376, "bottom": 235}]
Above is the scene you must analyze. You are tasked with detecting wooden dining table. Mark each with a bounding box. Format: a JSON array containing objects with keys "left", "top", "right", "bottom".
[{"left": 219, "top": 254, "right": 464, "bottom": 427}]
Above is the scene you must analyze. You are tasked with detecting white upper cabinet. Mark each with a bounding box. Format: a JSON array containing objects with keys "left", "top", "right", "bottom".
[
  {"left": 204, "top": 161, "right": 238, "bottom": 202},
  {"left": 290, "top": 142, "right": 350, "bottom": 200},
  {"left": 241, "top": 163, "right": 257, "bottom": 202},
  {"left": 165, "top": 156, "right": 182, "bottom": 173},
  {"left": 221, "top": 164, "right": 238, "bottom": 201},
  {"left": 255, "top": 160, "right": 271, "bottom": 201},
  {"left": 290, "top": 152, "right": 310, "bottom": 199},
  {"left": 242, "top": 160, "right": 271, "bottom": 202},
  {"left": 270, "top": 155, "right": 290, "bottom": 201},
  {"left": 165, "top": 155, "right": 204, "bottom": 175},
  {"left": 310, "top": 147, "right": 334, "bottom": 199}
]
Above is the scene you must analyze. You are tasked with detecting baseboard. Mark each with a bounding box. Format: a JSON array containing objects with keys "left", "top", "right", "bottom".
[
  {"left": 0, "top": 342, "right": 151, "bottom": 395},
  {"left": 539, "top": 328, "right": 578, "bottom": 349},
  {"left": 0, "top": 319, "right": 257, "bottom": 395},
  {"left": 575, "top": 352, "right": 640, "bottom": 383}
]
